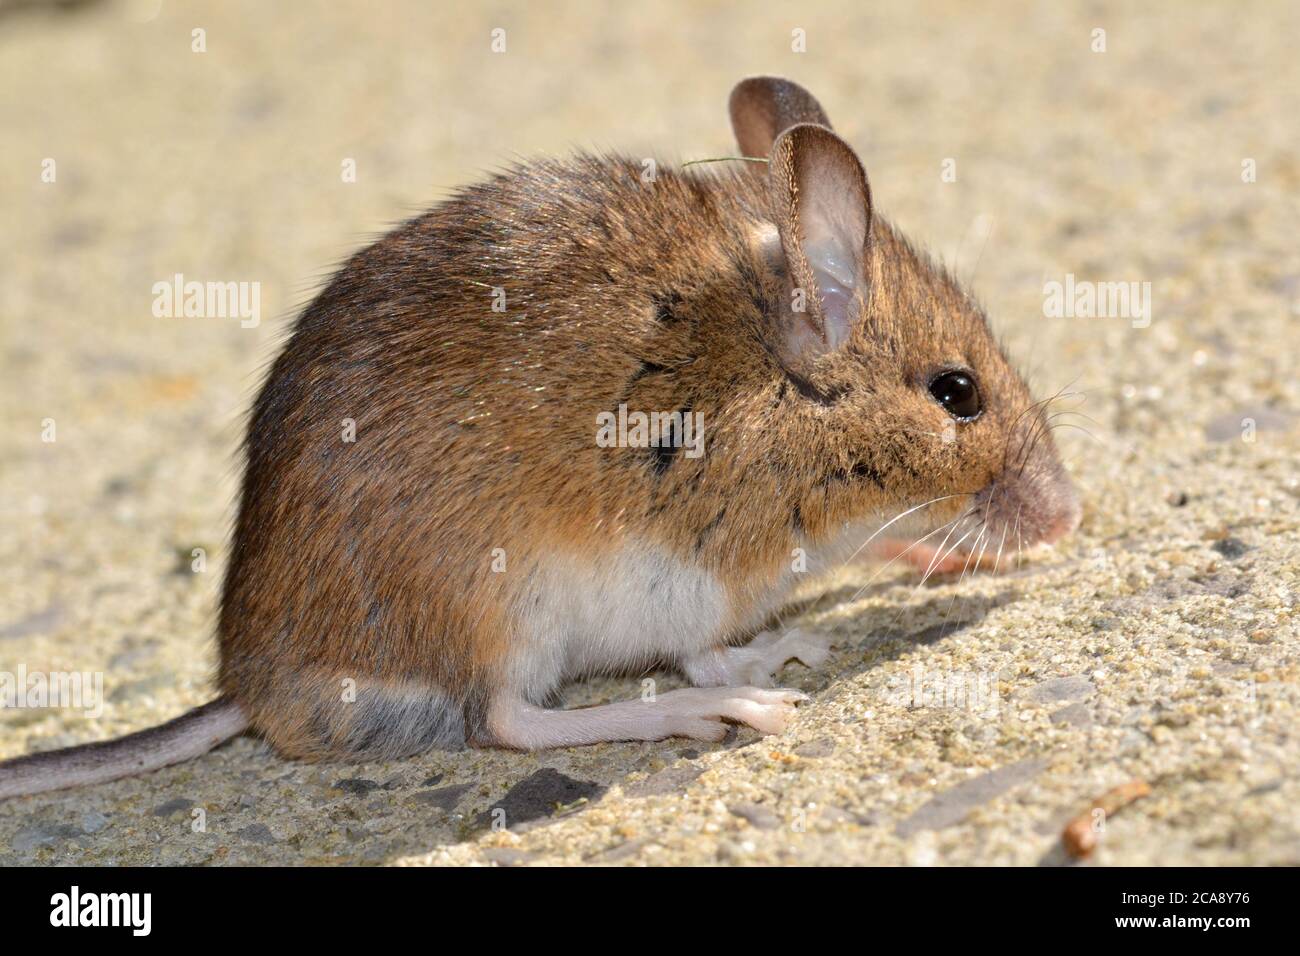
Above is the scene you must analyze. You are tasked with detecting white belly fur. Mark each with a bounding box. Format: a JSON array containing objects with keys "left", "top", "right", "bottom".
[
  {"left": 506, "top": 520, "right": 883, "bottom": 704},
  {"left": 508, "top": 544, "right": 731, "bottom": 703}
]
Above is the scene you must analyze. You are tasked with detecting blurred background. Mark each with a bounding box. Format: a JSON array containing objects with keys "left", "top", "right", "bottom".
[{"left": 1, "top": 0, "right": 1297, "bottom": 865}]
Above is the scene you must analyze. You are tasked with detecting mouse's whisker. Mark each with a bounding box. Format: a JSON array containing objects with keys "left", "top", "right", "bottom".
[
  {"left": 1002, "top": 397, "right": 1051, "bottom": 469},
  {"left": 895, "top": 520, "right": 983, "bottom": 636},
  {"left": 918, "top": 513, "right": 970, "bottom": 583},
  {"left": 958, "top": 526, "right": 983, "bottom": 587},
  {"left": 1046, "top": 420, "right": 1102, "bottom": 446},
  {"left": 992, "top": 520, "right": 1010, "bottom": 576},
  {"left": 941, "top": 523, "right": 986, "bottom": 629},
  {"left": 1046, "top": 406, "right": 1101, "bottom": 428},
  {"left": 1003, "top": 389, "right": 1070, "bottom": 471},
  {"left": 1013, "top": 414, "right": 1054, "bottom": 479},
  {"left": 1014, "top": 506, "right": 1025, "bottom": 572},
  {"left": 1018, "top": 414, "right": 1060, "bottom": 476},
  {"left": 918, "top": 521, "right": 981, "bottom": 590},
  {"left": 840, "top": 509, "right": 971, "bottom": 607},
  {"left": 977, "top": 519, "right": 996, "bottom": 568},
  {"left": 937, "top": 533, "right": 983, "bottom": 639},
  {"left": 886, "top": 535, "right": 962, "bottom": 631},
  {"left": 1015, "top": 384, "right": 1077, "bottom": 445},
  {"left": 836, "top": 492, "right": 972, "bottom": 570}
]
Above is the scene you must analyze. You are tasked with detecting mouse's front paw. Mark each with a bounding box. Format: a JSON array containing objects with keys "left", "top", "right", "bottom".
[
  {"left": 683, "top": 629, "right": 833, "bottom": 689},
  {"left": 660, "top": 686, "right": 807, "bottom": 741},
  {"left": 747, "top": 627, "right": 832, "bottom": 677}
]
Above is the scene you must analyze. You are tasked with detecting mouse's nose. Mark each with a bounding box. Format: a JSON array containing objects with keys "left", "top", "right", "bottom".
[{"left": 1039, "top": 487, "right": 1083, "bottom": 545}]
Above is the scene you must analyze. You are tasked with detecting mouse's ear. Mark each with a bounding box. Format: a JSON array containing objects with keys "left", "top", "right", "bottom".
[
  {"left": 729, "top": 76, "right": 832, "bottom": 158},
  {"left": 767, "top": 123, "right": 872, "bottom": 366}
]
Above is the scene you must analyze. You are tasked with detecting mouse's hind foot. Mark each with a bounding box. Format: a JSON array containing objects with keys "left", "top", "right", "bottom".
[{"left": 483, "top": 686, "right": 807, "bottom": 748}]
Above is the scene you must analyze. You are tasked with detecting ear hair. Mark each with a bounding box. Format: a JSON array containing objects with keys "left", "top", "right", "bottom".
[
  {"left": 729, "top": 76, "right": 832, "bottom": 158},
  {"left": 767, "top": 123, "right": 873, "bottom": 365}
]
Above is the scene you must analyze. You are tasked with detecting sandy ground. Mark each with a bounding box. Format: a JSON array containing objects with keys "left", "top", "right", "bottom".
[{"left": 1, "top": 0, "right": 1297, "bottom": 866}]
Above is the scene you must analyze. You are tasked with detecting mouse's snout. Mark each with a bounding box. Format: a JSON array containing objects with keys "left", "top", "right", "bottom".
[
  {"left": 976, "top": 450, "right": 1082, "bottom": 551},
  {"left": 1041, "top": 485, "right": 1083, "bottom": 544}
]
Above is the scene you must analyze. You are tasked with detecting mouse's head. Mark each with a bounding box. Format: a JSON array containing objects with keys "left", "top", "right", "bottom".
[{"left": 726, "top": 77, "right": 1080, "bottom": 562}]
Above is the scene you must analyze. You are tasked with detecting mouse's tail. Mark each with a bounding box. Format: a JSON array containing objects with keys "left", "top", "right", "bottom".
[{"left": 0, "top": 697, "right": 247, "bottom": 800}]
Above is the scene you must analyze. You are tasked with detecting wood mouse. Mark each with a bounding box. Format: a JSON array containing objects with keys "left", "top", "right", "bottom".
[{"left": 0, "top": 76, "right": 1080, "bottom": 799}]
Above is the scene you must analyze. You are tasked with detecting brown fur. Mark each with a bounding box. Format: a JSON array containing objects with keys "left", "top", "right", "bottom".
[
  {"left": 216, "top": 77, "right": 1080, "bottom": 760},
  {"left": 0, "top": 77, "right": 1081, "bottom": 800}
]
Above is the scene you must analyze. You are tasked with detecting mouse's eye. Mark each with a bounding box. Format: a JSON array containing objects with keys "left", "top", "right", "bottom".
[{"left": 929, "top": 370, "right": 981, "bottom": 420}]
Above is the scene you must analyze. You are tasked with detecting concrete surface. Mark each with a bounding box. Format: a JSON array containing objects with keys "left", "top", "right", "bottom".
[{"left": 1, "top": 0, "right": 1297, "bottom": 865}]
